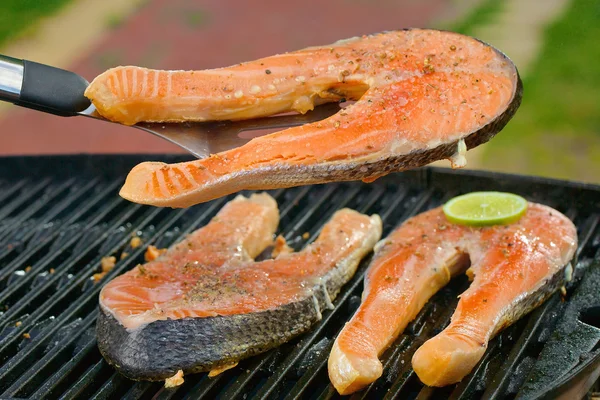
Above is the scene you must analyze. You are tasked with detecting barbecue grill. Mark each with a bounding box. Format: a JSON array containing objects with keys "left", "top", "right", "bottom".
[{"left": 0, "top": 155, "right": 598, "bottom": 400}]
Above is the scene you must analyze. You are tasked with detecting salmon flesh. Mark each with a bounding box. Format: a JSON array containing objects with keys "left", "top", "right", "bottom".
[
  {"left": 84, "top": 29, "right": 522, "bottom": 208},
  {"left": 328, "top": 203, "right": 577, "bottom": 394},
  {"left": 97, "top": 193, "right": 382, "bottom": 380}
]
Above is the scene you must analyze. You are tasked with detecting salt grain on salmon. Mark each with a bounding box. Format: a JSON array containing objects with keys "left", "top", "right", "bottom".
[{"left": 84, "top": 29, "right": 522, "bottom": 208}]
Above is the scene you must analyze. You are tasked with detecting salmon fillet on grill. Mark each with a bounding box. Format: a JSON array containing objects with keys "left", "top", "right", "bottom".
[
  {"left": 97, "top": 193, "right": 382, "bottom": 380},
  {"left": 328, "top": 202, "right": 577, "bottom": 394}
]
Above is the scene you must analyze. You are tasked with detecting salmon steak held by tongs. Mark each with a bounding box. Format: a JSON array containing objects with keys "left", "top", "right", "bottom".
[
  {"left": 327, "top": 202, "right": 577, "bottom": 394},
  {"left": 85, "top": 29, "right": 523, "bottom": 208}
]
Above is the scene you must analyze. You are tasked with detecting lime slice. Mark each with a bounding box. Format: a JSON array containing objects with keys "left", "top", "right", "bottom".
[{"left": 443, "top": 191, "right": 528, "bottom": 226}]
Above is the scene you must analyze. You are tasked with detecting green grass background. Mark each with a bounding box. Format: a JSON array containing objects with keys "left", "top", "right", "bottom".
[
  {"left": 0, "top": 0, "right": 74, "bottom": 47},
  {"left": 451, "top": 0, "right": 600, "bottom": 183}
]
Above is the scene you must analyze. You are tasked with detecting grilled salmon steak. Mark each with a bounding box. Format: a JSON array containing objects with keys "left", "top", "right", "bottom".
[
  {"left": 328, "top": 203, "right": 577, "bottom": 394},
  {"left": 97, "top": 193, "right": 382, "bottom": 380},
  {"left": 84, "top": 29, "right": 522, "bottom": 208}
]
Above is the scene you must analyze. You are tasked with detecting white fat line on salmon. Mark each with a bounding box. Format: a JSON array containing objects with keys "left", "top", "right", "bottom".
[
  {"left": 449, "top": 139, "right": 467, "bottom": 169},
  {"left": 175, "top": 166, "right": 198, "bottom": 187},
  {"left": 168, "top": 167, "right": 209, "bottom": 194},
  {"left": 131, "top": 68, "right": 138, "bottom": 97},
  {"left": 155, "top": 168, "right": 172, "bottom": 199},
  {"left": 121, "top": 68, "right": 129, "bottom": 98},
  {"left": 564, "top": 262, "right": 573, "bottom": 282},
  {"left": 312, "top": 294, "right": 323, "bottom": 321},
  {"left": 152, "top": 70, "right": 160, "bottom": 98},
  {"left": 321, "top": 282, "right": 334, "bottom": 310},
  {"left": 140, "top": 69, "right": 148, "bottom": 97}
]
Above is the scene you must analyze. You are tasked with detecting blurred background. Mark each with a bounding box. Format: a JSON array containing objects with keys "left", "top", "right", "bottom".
[{"left": 0, "top": 0, "right": 598, "bottom": 183}]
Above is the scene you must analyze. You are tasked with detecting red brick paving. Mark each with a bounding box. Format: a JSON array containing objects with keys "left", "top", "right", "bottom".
[{"left": 0, "top": 0, "right": 451, "bottom": 155}]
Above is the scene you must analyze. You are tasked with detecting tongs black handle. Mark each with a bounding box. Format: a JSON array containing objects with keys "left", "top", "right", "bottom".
[{"left": 0, "top": 54, "right": 90, "bottom": 117}]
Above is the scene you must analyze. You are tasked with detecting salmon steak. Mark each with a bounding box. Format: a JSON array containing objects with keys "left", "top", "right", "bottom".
[
  {"left": 84, "top": 29, "right": 522, "bottom": 208},
  {"left": 328, "top": 202, "right": 577, "bottom": 394},
  {"left": 97, "top": 193, "right": 382, "bottom": 381}
]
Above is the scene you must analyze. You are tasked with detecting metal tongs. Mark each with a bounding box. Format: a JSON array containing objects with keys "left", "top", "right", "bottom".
[{"left": 0, "top": 55, "right": 340, "bottom": 157}]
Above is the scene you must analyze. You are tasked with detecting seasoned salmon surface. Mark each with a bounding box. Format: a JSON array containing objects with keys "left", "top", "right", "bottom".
[
  {"left": 85, "top": 29, "right": 522, "bottom": 208},
  {"left": 97, "top": 193, "right": 382, "bottom": 380},
  {"left": 328, "top": 203, "right": 577, "bottom": 394}
]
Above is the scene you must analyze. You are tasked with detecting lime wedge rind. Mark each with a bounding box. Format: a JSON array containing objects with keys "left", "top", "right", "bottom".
[{"left": 443, "top": 191, "right": 528, "bottom": 227}]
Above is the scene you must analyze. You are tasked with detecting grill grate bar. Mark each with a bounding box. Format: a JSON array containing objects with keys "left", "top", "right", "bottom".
[
  {"left": 316, "top": 385, "right": 337, "bottom": 400},
  {"left": 575, "top": 214, "right": 599, "bottom": 262},
  {"left": 303, "top": 185, "right": 374, "bottom": 244},
  {"left": 287, "top": 351, "right": 331, "bottom": 400},
  {"left": 0, "top": 196, "right": 138, "bottom": 332},
  {"left": 0, "top": 188, "right": 121, "bottom": 303},
  {"left": 89, "top": 372, "right": 128, "bottom": 400},
  {"left": 21, "top": 203, "right": 203, "bottom": 396},
  {"left": 4, "top": 177, "right": 99, "bottom": 233},
  {"left": 0, "top": 203, "right": 162, "bottom": 392},
  {"left": 2, "top": 312, "right": 97, "bottom": 397},
  {"left": 0, "top": 178, "right": 111, "bottom": 301},
  {"left": 211, "top": 350, "right": 275, "bottom": 400},
  {"left": 0, "top": 178, "right": 26, "bottom": 203},
  {"left": 482, "top": 296, "right": 560, "bottom": 399},
  {"left": 153, "top": 386, "right": 186, "bottom": 400},
  {"left": 281, "top": 184, "right": 342, "bottom": 242},
  {"left": 0, "top": 193, "right": 140, "bottom": 326},
  {"left": 276, "top": 186, "right": 312, "bottom": 222},
  {"left": 386, "top": 371, "right": 421, "bottom": 400},
  {"left": 186, "top": 374, "right": 227, "bottom": 400},
  {"left": 0, "top": 178, "right": 51, "bottom": 223},
  {"left": 57, "top": 359, "right": 109, "bottom": 400},
  {"left": 0, "top": 178, "right": 75, "bottom": 243},
  {"left": 30, "top": 335, "right": 98, "bottom": 399},
  {"left": 122, "top": 382, "right": 162, "bottom": 400},
  {"left": 415, "top": 385, "right": 441, "bottom": 400},
  {"left": 0, "top": 178, "right": 119, "bottom": 285}
]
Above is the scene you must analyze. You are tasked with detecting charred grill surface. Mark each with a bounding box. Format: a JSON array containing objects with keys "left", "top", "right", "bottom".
[{"left": 0, "top": 155, "right": 597, "bottom": 400}]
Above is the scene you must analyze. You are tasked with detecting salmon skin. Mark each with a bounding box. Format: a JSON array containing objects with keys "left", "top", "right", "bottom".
[
  {"left": 84, "top": 29, "right": 522, "bottom": 208},
  {"left": 328, "top": 203, "right": 577, "bottom": 394},
  {"left": 97, "top": 193, "right": 382, "bottom": 381}
]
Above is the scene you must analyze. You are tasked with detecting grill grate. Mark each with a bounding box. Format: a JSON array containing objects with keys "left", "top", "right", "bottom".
[{"left": 0, "top": 155, "right": 598, "bottom": 400}]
